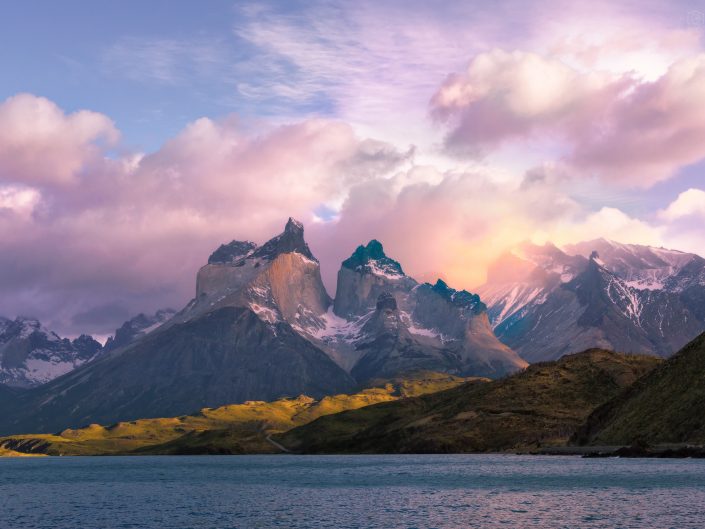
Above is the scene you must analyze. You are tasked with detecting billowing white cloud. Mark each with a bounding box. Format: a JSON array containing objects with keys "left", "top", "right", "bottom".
[
  {"left": 0, "top": 185, "right": 40, "bottom": 218},
  {"left": 659, "top": 188, "right": 705, "bottom": 221},
  {"left": 430, "top": 49, "right": 621, "bottom": 149},
  {"left": 549, "top": 207, "right": 664, "bottom": 248}
]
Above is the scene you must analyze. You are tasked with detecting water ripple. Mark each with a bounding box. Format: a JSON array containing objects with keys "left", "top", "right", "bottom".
[{"left": 1, "top": 454, "right": 704, "bottom": 528}]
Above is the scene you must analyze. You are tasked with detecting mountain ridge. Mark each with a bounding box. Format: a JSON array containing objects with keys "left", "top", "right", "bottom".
[
  {"left": 5, "top": 223, "right": 703, "bottom": 437},
  {"left": 477, "top": 239, "right": 705, "bottom": 361}
]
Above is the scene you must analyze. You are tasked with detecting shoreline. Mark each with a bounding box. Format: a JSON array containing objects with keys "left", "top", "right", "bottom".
[{"left": 4, "top": 445, "right": 705, "bottom": 459}]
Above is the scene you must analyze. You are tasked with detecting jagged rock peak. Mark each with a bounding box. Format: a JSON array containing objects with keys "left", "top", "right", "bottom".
[
  {"left": 342, "top": 240, "right": 404, "bottom": 277},
  {"left": 71, "top": 334, "right": 103, "bottom": 356},
  {"left": 586, "top": 250, "right": 607, "bottom": 271},
  {"left": 104, "top": 308, "right": 176, "bottom": 353},
  {"left": 1, "top": 316, "right": 56, "bottom": 340},
  {"left": 208, "top": 240, "right": 257, "bottom": 264},
  {"left": 429, "top": 279, "right": 486, "bottom": 313},
  {"left": 284, "top": 216, "right": 304, "bottom": 234},
  {"left": 376, "top": 292, "right": 398, "bottom": 311},
  {"left": 207, "top": 218, "right": 317, "bottom": 266},
  {"left": 251, "top": 217, "right": 316, "bottom": 262}
]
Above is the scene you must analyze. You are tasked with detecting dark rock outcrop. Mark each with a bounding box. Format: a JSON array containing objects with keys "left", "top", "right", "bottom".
[{"left": 208, "top": 241, "right": 257, "bottom": 264}]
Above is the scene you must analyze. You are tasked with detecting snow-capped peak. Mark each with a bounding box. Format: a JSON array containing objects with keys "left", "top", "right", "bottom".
[{"left": 342, "top": 240, "right": 405, "bottom": 279}]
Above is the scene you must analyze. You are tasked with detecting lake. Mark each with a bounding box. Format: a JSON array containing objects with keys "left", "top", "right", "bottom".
[{"left": 2, "top": 454, "right": 704, "bottom": 528}]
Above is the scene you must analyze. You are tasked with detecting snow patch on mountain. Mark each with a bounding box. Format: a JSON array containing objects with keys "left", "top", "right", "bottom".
[
  {"left": 565, "top": 239, "right": 700, "bottom": 293},
  {"left": 366, "top": 260, "right": 405, "bottom": 279},
  {"left": 605, "top": 276, "right": 643, "bottom": 325},
  {"left": 477, "top": 282, "right": 548, "bottom": 329},
  {"left": 307, "top": 307, "right": 368, "bottom": 343},
  {"left": 249, "top": 303, "right": 280, "bottom": 324},
  {"left": 21, "top": 357, "right": 79, "bottom": 385},
  {"left": 0, "top": 317, "right": 103, "bottom": 387}
]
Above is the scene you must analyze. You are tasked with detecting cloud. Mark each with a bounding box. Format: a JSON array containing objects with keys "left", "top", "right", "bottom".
[
  {"left": 430, "top": 49, "right": 620, "bottom": 150},
  {"left": 0, "top": 91, "right": 703, "bottom": 337},
  {"left": 431, "top": 50, "right": 705, "bottom": 187},
  {"left": 228, "top": 0, "right": 541, "bottom": 147},
  {"left": 0, "top": 185, "right": 40, "bottom": 218},
  {"left": 309, "top": 169, "right": 587, "bottom": 290},
  {"left": 570, "top": 56, "right": 705, "bottom": 186},
  {"left": 0, "top": 94, "right": 119, "bottom": 186},
  {"left": 659, "top": 188, "right": 705, "bottom": 221},
  {"left": 550, "top": 207, "right": 664, "bottom": 248},
  {"left": 0, "top": 96, "right": 410, "bottom": 335}
]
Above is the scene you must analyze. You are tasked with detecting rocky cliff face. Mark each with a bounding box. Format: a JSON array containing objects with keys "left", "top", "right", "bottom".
[
  {"left": 333, "top": 240, "right": 416, "bottom": 318},
  {"left": 192, "top": 217, "right": 330, "bottom": 328},
  {"left": 477, "top": 239, "right": 705, "bottom": 361},
  {"left": 0, "top": 317, "right": 102, "bottom": 388},
  {"left": 307, "top": 242, "right": 527, "bottom": 381}
]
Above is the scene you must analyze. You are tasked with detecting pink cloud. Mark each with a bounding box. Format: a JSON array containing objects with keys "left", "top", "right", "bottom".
[
  {"left": 430, "top": 50, "right": 705, "bottom": 187},
  {"left": 430, "top": 50, "right": 625, "bottom": 152},
  {"left": 0, "top": 97, "right": 410, "bottom": 334},
  {"left": 0, "top": 92, "right": 702, "bottom": 338},
  {"left": 570, "top": 56, "right": 705, "bottom": 185},
  {"left": 0, "top": 94, "right": 119, "bottom": 186}
]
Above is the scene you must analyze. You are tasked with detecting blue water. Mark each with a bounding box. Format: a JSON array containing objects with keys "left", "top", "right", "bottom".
[{"left": 2, "top": 455, "right": 705, "bottom": 528}]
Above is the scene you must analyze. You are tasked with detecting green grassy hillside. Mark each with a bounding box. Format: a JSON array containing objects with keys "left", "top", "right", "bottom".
[
  {"left": 574, "top": 333, "right": 705, "bottom": 446},
  {"left": 276, "top": 350, "right": 660, "bottom": 453}
]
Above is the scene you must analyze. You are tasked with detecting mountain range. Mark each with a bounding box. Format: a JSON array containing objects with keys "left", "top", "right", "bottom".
[
  {"left": 1, "top": 219, "right": 704, "bottom": 436},
  {"left": 0, "top": 310, "right": 175, "bottom": 389},
  {"left": 477, "top": 239, "right": 705, "bottom": 361},
  {"left": 6, "top": 334, "right": 705, "bottom": 456},
  {"left": 0, "top": 218, "right": 523, "bottom": 434}
]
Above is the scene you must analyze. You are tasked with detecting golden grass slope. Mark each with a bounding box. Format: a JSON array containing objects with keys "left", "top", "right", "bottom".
[
  {"left": 0, "top": 371, "right": 472, "bottom": 456},
  {"left": 0, "top": 446, "right": 45, "bottom": 457}
]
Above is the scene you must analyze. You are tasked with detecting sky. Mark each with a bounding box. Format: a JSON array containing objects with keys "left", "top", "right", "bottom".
[{"left": 1, "top": 0, "right": 705, "bottom": 338}]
